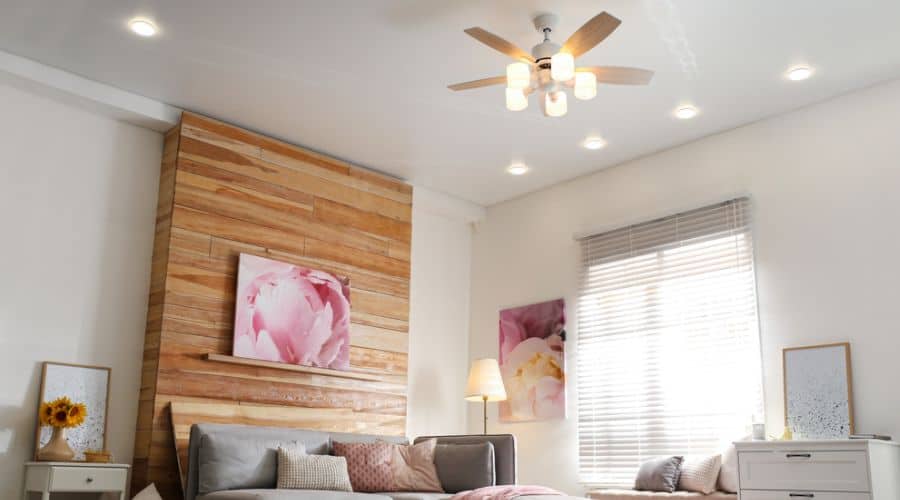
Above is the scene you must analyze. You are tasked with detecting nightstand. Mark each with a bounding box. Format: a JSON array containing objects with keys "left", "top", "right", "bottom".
[{"left": 23, "top": 462, "right": 129, "bottom": 500}]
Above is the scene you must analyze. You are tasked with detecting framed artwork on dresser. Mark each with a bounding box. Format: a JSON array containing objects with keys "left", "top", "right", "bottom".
[{"left": 783, "top": 342, "right": 854, "bottom": 439}]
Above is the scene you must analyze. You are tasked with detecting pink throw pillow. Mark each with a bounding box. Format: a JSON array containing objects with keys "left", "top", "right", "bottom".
[
  {"left": 390, "top": 439, "right": 443, "bottom": 492},
  {"left": 332, "top": 441, "right": 395, "bottom": 492}
]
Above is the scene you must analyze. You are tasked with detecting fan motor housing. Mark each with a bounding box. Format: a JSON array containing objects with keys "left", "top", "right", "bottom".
[{"left": 532, "top": 40, "right": 561, "bottom": 63}]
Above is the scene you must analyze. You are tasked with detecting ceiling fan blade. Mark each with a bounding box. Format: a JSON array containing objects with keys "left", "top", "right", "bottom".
[
  {"left": 447, "top": 76, "right": 507, "bottom": 91},
  {"left": 562, "top": 12, "right": 622, "bottom": 58},
  {"left": 464, "top": 27, "right": 534, "bottom": 63},
  {"left": 578, "top": 66, "right": 654, "bottom": 85}
]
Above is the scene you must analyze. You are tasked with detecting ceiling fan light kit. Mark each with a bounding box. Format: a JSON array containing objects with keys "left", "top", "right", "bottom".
[{"left": 449, "top": 11, "right": 653, "bottom": 118}]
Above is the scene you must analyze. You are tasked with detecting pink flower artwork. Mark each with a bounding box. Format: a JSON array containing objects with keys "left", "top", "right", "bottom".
[
  {"left": 498, "top": 298, "right": 566, "bottom": 422},
  {"left": 232, "top": 253, "right": 351, "bottom": 370}
]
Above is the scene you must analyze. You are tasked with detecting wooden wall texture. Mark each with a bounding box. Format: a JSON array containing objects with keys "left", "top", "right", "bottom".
[{"left": 132, "top": 112, "right": 412, "bottom": 498}]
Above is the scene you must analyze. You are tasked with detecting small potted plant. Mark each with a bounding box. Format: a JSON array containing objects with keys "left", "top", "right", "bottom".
[{"left": 37, "top": 396, "right": 87, "bottom": 461}]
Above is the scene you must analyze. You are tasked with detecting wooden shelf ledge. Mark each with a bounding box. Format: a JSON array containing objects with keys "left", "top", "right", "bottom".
[{"left": 204, "top": 353, "right": 384, "bottom": 382}]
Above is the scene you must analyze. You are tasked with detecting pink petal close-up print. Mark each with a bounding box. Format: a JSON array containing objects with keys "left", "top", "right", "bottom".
[
  {"left": 498, "top": 299, "right": 566, "bottom": 422},
  {"left": 233, "top": 253, "right": 351, "bottom": 370}
]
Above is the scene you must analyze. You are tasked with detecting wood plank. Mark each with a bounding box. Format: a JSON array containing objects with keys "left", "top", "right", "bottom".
[
  {"left": 171, "top": 205, "right": 306, "bottom": 256},
  {"left": 178, "top": 157, "right": 315, "bottom": 209},
  {"left": 305, "top": 237, "right": 410, "bottom": 279},
  {"left": 313, "top": 197, "right": 412, "bottom": 243},
  {"left": 205, "top": 353, "right": 385, "bottom": 382},
  {"left": 350, "top": 323, "right": 408, "bottom": 354},
  {"left": 261, "top": 148, "right": 412, "bottom": 205},
  {"left": 178, "top": 136, "right": 411, "bottom": 222},
  {"left": 175, "top": 169, "right": 390, "bottom": 256}
]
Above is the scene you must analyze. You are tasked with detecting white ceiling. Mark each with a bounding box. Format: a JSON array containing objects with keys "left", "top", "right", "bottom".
[{"left": 2, "top": 0, "right": 900, "bottom": 205}]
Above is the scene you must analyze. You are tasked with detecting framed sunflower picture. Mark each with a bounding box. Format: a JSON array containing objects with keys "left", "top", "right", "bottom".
[{"left": 33, "top": 362, "right": 111, "bottom": 461}]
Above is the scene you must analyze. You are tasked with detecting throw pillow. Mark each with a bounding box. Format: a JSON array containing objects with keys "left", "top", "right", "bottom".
[
  {"left": 718, "top": 442, "right": 740, "bottom": 493},
  {"left": 389, "top": 438, "right": 444, "bottom": 492},
  {"left": 132, "top": 483, "right": 163, "bottom": 500},
  {"left": 433, "top": 442, "right": 496, "bottom": 493},
  {"left": 277, "top": 447, "right": 353, "bottom": 491},
  {"left": 634, "top": 456, "right": 684, "bottom": 493},
  {"left": 678, "top": 454, "right": 722, "bottom": 494},
  {"left": 198, "top": 434, "right": 306, "bottom": 493},
  {"left": 332, "top": 440, "right": 395, "bottom": 492}
]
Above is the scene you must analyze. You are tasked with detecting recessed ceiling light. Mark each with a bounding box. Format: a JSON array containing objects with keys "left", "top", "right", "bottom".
[
  {"left": 674, "top": 105, "right": 699, "bottom": 120},
  {"left": 583, "top": 137, "right": 607, "bottom": 150},
  {"left": 786, "top": 65, "right": 813, "bottom": 81},
  {"left": 506, "top": 163, "right": 529, "bottom": 175},
  {"left": 129, "top": 18, "right": 158, "bottom": 37}
]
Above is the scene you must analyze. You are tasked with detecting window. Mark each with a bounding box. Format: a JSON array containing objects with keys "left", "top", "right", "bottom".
[{"left": 576, "top": 198, "right": 763, "bottom": 487}]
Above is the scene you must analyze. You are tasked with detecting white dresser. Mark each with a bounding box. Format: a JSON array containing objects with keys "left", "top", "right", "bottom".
[
  {"left": 735, "top": 440, "right": 900, "bottom": 500},
  {"left": 23, "top": 461, "right": 129, "bottom": 500}
]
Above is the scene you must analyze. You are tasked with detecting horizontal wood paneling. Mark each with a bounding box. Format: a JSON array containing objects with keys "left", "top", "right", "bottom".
[{"left": 134, "top": 112, "right": 412, "bottom": 498}]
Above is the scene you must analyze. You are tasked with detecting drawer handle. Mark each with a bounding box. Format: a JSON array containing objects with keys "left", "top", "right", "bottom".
[
  {"left": 86, "top": 477, "right": 94, "bottom": 483},
  {"left": 786, "top": 453, "right": 812, "bottom": 458},
  {"left": 788, "top": 494, "right": 814, "bottom": 498}
]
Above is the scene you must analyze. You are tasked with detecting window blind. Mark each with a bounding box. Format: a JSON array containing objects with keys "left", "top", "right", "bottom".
[{"left": 576, "top": 198, "right": 763, "bottom": 487}]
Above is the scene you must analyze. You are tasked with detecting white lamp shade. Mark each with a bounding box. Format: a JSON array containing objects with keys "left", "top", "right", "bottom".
[
  {"left": 464, "top": 358, "right": 507, "bottom": 402},
  {"left": 574, "top": 72, "right": 597, "bottom": 100},
  {"left": 505, "top": 88, "right": 528, "bottom": 111},
  {"left": 506, "top": 62, "right": 531, "bottom": 89},
  {"left": 545, "top": 90, "right": 567, "bottom": 117},
  {"left": 551, "top": 52, "right": 575, "bottom": 82}
]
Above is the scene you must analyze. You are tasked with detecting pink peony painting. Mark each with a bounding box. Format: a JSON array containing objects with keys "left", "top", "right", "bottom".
[
  {"left": 232, "top": 253, "right": 351, "bottom": 370},
  {"left": 499, "top": 298, "right": 566, "bottom": 422}
]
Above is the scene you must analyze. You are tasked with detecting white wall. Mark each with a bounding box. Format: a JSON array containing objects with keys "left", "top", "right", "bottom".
[
  {"left": 468, "top": 78, "right": 900, "bottom": 494},
  {"left": 0, "top": 81, "right": 162, "bottom": 497},
  {"left": 407, "top": 187, "right": 483, "bottom": 439}
]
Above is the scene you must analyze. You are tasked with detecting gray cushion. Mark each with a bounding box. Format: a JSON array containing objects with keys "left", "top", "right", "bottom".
[
  {"left": 432, "top": 442, "right": 495, "bottom": 493},
  {"left": 198, "top": 489, "right": 391, "bottom": 500},
  {"left": 634, "top": 456, "right": 684, "bottom": 493},
  {"left": 198, "top": 433, "right": 305, "bottom": 494},
  {"left": 414, "top": 435, "right": 516, "bottom": 486}
]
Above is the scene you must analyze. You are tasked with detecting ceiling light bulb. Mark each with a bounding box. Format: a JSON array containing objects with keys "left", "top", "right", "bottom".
[
  {"left": 574, "top": 72, "right": 597, "bottom": 100},
  {"left": 506, "top": 62, "right": 531, "bottom": 89},
  {"left": 506, "top": 163, "right": 529, "bottom": 175},
  {"left": 129, "top": 18, "right": 158, "bottom": 37},
  {"left": 545, "top": 91, "right": 567, "bottom": 117},
  {"left": 674, "top": 105, "right": 698, "bottom": 120},
  {"left": 505, "top": 88, "right": 528, "bottom": 111},
  {"left": 583, "top": 137, "right": 607, "bottom": 150},
  {"left": 551, "top": 52, "right": 575, "bottom": 82},
  {"left": 787, "top": 66, "right": 813, "bottom": 81}
]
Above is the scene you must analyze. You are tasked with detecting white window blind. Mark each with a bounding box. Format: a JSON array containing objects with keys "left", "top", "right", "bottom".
[{"left": 576, "top": 198, "right": 763, "bottom": 487}]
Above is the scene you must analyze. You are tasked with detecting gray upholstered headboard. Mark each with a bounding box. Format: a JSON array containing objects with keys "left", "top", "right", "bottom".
[{"left": 414, "top": 434, "right": 517, "bottom": 486}]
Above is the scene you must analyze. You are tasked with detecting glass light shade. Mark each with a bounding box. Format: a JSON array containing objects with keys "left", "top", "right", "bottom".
[
  {"left": 505, "top": 88, "right": 528, "bottom": 111},
  {"left": 464, "top": 358, "right": 507, "bottom": 402},
  {"left": 574, "top": 72, "right": 597, "bottom": 100},
  {"left": 551, "top": 52, "right": 575, "bottom": 82},
  {"left": 506, "top": 62, "right": 531, "bottom": 89},
  {"left": 545, "top": 90, "right": 567, "bottom": 117}
]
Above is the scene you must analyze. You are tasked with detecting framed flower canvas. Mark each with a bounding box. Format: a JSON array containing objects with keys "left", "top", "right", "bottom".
[
  {"left": 499, "top": 298, "right": 566, "bottom": 422},
  {"left": 233, "top": 253, "right": 351, "bottom": 370}
]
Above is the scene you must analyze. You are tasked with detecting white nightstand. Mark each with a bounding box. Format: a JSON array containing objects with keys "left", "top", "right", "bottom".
[{"left": 23, "top": 462, "right": 130, "bottom": 500}]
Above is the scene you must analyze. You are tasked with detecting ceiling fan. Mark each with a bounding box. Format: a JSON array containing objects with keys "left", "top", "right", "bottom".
[{"left": 448, "top": 12, "right": 653, "bottom": 117}]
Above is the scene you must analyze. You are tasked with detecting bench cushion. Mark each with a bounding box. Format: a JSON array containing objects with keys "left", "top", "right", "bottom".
[{"left": 588, "top": 490, "right": 736, "bottom": 500}]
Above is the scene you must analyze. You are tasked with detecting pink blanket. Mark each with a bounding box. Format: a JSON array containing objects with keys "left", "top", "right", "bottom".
[{"left": 449, "top": 485, "right": 565, "bottom": 500}]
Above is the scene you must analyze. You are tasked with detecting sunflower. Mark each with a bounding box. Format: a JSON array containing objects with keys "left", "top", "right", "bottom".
[
  {"left": 67, "top": 403, "right": 87, "bottom": 427},
  {"left": 39, "top": 402, "right": 54, "bottom": 426},
  {"left": 41, "top": 396, "right": 87, "bottom": 428}
]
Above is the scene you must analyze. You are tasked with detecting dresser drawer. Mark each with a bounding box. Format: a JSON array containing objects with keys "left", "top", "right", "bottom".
[
  {"left": 738, "top": 450, "right": 870, "bottom": 492},
  {"left": 740, "top": 490, "right": 870, "bottom": 500},
  {"left": 50, "top": 466, "right": 128, "bottom": 491}
]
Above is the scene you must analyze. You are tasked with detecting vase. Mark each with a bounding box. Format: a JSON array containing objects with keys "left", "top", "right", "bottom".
[{"left": 38, "top": 427, "right": 75, "bottom": 461}]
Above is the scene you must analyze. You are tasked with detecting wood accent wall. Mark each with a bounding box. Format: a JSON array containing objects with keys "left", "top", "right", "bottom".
[{"left": 132, "top": 112, "right": 412, "bottom": 498}]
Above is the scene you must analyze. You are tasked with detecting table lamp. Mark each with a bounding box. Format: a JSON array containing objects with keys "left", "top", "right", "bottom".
[{"left": 464, "top": 358, "right": 507, "bottom": 434}]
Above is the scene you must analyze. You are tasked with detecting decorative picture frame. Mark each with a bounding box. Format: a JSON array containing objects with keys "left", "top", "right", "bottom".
[
  {"left": 783, "top": 342, "right": 854, "bottom": 439},
  {"left": 33, "top": 361, "right": 111, "bottom": 460}
]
